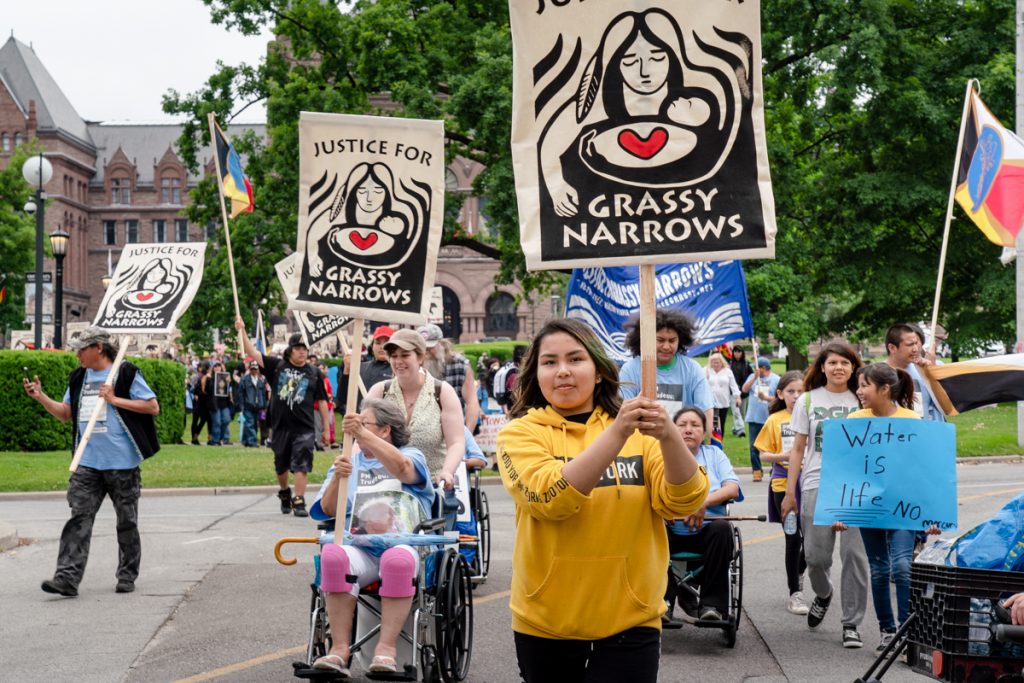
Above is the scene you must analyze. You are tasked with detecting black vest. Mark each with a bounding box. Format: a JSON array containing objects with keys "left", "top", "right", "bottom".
[{"left": 68, "top": 362, "right": 160, "bottom": 460}]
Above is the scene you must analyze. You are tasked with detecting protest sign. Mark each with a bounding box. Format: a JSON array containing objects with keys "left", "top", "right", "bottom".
[
  {"left": 291, "top": 112, "right": 445, "bottom": 324},
  {"left": 275, "top": 253, "right": 351, "bottom": 346},
  {"left": 92, "top": 243, "right": 207, "bottom": 332},
  {"left": 565, "top": 261, "right": 753, "bottom": 363},
  {"left": 428, "top": 286, "right": 444, "bottom": 324},
  {"left": 475, "top": 413, "right": 508, "bottom": 455},
  {"left": 510, "top": 1, "right": 776, "bottom": 269},
  {"left": 814, "top": 418, "right": 957, "bottom": 532}
]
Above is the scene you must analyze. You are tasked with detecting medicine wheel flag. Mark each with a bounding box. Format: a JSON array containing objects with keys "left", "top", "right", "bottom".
[
  {"left": 213, "top": 122, "right": 255, "bottom": 218},
  {"left": 955, "top": 91, "right": 1024, "bottom": 248},
  {"left": 921, "top": 354, "right": 1024, "bottom": 416}
]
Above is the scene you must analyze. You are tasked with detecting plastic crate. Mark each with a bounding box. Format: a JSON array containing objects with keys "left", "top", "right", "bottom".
[{"left": 908, "top": 562, "right": 1024, "bottom": 658}]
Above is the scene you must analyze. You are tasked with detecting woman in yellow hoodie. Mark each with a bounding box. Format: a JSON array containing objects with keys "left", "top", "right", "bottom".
[{"left": 497, "top": 318, "right": 709, "bottom": 683}]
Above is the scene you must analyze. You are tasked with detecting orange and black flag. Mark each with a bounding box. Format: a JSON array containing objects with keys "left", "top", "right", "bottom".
[
  {"left": 954, "top": 90, "right": 1024, "bottom": 248},
  {"left": 213, "top": 122, "right": 254, "bottom": 218},
  {"left": 922, "top": 354, "right": 1024, "bottom": 416}
]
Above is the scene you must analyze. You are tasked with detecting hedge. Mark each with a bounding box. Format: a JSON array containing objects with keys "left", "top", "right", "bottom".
[{"left": 3, "top": 350, "right": 185, "bottom": 452}]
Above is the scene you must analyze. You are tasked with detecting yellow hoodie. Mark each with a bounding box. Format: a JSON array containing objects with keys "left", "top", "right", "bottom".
[{"left": 497, "top": 406, "right": 709, "bottom": 640}]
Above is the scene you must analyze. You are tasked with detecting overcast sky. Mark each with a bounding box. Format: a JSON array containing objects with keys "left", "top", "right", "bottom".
[{"left": 3, "top": 0, "right": 272, "bottom": 123}]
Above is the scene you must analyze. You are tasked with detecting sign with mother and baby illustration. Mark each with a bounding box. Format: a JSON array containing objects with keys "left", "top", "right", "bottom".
[{"left": 814, "top": 419, "right": 958, "bottom": 532}]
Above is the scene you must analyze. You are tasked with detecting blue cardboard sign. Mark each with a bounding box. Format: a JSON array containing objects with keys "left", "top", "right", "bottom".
[{"left": 813, "top": 418, "right": 957, "bottom": 531}]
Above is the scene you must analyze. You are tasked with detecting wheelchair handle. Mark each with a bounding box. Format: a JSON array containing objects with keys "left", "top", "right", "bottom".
[
  {"left": 273, "top": 536, "right": 320, "bottom": 566},
  {"left": 995, "top": 624, "right": 1024, "bottom": 644},
  {"left": 705, "top": 515, "right": 768, "bottom": 522}
]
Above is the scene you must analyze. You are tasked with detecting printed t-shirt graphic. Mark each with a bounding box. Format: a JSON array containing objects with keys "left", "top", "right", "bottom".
[
  {"left": 349, "top": 468, "right": 424, "bottom": 537},
  {"left": 262, "top": 355, "right": 326, "bottom": 432}
]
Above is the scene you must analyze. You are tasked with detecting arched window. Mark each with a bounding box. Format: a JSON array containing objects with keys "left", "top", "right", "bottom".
[
  {"left": 13, "top": 132, "right": 22, "bottom": 147},
  {"left": 485, "top": 292, "right": 518, "bottom": 339},
  {"left": 1, "top": 133, "right": 9, "bottom": 153},
  {"left": 161, "top": 175, "right": 182, "bottom": 204},
  {"left": 111, "top": 176, "right": 131, "bottom": 204},
  {"left": 439, "top": 285, "right": 462, "bottom": 341}
]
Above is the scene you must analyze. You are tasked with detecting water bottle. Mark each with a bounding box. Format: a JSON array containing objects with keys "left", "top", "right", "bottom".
[{"left": 783, "top": 511, "right": 798, "bottom": 535}]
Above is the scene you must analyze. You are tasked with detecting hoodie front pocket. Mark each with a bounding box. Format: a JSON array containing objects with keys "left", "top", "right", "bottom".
[{"left": 523, "top": 555, "right": 650, "bottom": 639}]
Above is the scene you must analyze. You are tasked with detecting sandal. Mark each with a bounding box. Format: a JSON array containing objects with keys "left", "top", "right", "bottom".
[
  {"left": 312, "top": 653, "right": 350, "bottom": 677},
  {"left": 368, "top": 655, "right": 398, "bottom": 673}
]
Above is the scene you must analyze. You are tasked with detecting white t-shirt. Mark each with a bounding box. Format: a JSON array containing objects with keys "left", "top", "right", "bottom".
[{"left": 788, "top": 386, "right": 860, "bottom": 491}]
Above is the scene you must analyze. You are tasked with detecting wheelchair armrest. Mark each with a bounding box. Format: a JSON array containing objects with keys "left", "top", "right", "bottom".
[
  {"left": 413, "top": 517, "right": 448, "bottom": 534},
  {"left": 317, "top": 521, "right": 335, "bottom": 532}
]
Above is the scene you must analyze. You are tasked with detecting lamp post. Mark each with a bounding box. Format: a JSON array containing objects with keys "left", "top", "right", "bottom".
[
  {"left": 49, "top": 229, "right": 70, "bottom": 349},
  {"left": 22, "top": 153, "right": 53, "bottom": 350}
]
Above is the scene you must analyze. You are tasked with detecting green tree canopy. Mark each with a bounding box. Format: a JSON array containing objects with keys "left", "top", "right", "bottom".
[
  {"left": 0, "top": 145, "right": 42, "bottom": 333},
  {"left": 166, "top": 0, "right": 1018, "bottom": 357}
]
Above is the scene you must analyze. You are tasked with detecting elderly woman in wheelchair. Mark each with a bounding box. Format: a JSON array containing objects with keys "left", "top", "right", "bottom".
[
  {"left": 309, "top": 398, "right": 436, "bottom": 677},
  {"left": 665, "top": 406, "right": 744, "bottom": 626}
]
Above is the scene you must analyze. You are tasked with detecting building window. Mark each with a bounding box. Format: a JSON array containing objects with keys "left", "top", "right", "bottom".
[
  {"left": 13, "top": 132, "right": 21, "bottom": 147},
  {"left": 111, "top": 177, "right": 131, "bottom": 205},
  {"left": 205, "top": 221, "right": 216, "bottom": 240},
  {"left": 1, "top": 133, "right": 8, "bottom": 153},
  {"left": 484, "top": 292, "right": 518, "bottom": 338},
  {"left": 126, "top": 220, "right": 139, "bottom": 243},
  {"left": 161, "top": 176, "right": 182, "bottom": 204},
  {"left": 175, "top": 219, "right": 189, "bottom": 242},
  {"left": 153, "top": 220, "right": 166, "bottom": 242}
]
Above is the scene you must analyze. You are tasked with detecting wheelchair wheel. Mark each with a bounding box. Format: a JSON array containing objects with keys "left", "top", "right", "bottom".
[
  {"left": 725, "top": 526, "right": 743, "bottom": 648},
  {"left": 435, "top": 549, "right": 474, "bottom": 682},
  {"left": 476, "top": 489, "right": 491, "bottom": 579}
]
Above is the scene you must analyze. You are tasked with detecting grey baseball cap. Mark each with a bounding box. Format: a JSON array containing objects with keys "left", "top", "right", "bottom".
[
  {"left": 417, "top": 324, "right": 444, "bottom": 348},
  {"left": 67, "top": 326, "right": 117, "bottom": 352}
]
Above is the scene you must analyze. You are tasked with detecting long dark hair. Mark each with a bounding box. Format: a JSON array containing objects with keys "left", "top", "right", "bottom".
[
  {"left": 602, "top": 14, "right": 686, "bottom": 121},
  {"left": 803, "top": 341, "right": 862, "bottom": 393},
  {"left": 857, "top": 364, "right": 915, "bottom": 410},
  {"left": 768, "top": 370, "right": 804, "bottom": 415},
  {"left": 509, "top": 318, "right": 622, "bottom": 419}
]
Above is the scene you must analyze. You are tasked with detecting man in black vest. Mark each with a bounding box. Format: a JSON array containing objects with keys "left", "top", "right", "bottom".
[{"left": 24, "top": 327, "right": 160, "bottom": 597}]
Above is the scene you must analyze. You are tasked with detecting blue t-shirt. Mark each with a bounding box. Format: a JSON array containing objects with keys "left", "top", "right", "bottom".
[
  {"left": 743, "top": 372, "right": 780, "bottom": 424},
  {"left": 619, "top": 354, "right": 713, "bottom": 417},
  {"left": 62, "top": 367, "right": 156, "bottom": 470},
  {"left": 669, "top": 444, "right": 743, "bottom": 536},
  {"left": 906, "top": 363, "right": 946, "bottom": 422},
  {"left": 464, "top": 426, "right": 485, "bottom": 463},
  {"left": 310, "top": 446, "right": 434, "bottom": 532}
]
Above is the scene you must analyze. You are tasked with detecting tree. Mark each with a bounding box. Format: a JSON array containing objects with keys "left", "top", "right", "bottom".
[
  {"left": 0, "top": 146, "right": 41, "bottom": 334},
  {"left": 168, "top": 0, "right": 1018, "bottom": 356}
]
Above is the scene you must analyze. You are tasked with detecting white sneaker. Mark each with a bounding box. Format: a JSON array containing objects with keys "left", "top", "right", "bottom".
[
  {"left": 876, "top": 631, "right": 896, "bottom": 653},
  {"left": 787, "top": 592, "right": 810, "bottom": 615}
]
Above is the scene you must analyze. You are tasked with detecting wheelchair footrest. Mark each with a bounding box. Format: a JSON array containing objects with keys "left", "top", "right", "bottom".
[
  {"left": 693, "top": 616, "right": 736, "bottom": 629},
  {"left": 292, "top": 662, "right": 350, "bottom": 681},
  {"left": 365, "top": 668, "right": 417, "bottom": 681}
]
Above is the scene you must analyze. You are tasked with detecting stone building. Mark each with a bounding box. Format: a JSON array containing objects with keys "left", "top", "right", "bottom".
[{"left": 0, "top": 36, "right": 534, "bottom": 346}]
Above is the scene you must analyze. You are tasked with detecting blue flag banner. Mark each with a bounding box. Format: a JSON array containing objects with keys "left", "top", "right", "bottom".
[
  {"left": 814, "top": 419, "right": 957, "bottom": 532},
  {"left": 565, "top": 261, "right": 754, "bottom": 363}
]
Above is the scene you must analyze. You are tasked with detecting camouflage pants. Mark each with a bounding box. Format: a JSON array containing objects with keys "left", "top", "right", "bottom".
[{"left": 55, "top": 466, "right": 141, "bottom": 588}]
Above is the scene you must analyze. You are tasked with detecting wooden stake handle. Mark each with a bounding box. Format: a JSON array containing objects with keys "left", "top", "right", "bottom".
[
  {"left": 334, "top": 318, "right": 365, "bottom": 545},
  {"left": 639, "top": 265, "right": 657, "bottom": 399},
  {"left": 70, "top": 335, "right": 131, "bottom": 473}
]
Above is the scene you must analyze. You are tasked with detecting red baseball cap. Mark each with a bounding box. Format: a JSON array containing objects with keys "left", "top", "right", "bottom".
[{"left": 372, "top": 325, "right": 395, "bottom": 341}]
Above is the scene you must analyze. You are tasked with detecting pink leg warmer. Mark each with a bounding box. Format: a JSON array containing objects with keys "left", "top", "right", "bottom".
[
  {"left": 378, "top": 547, "right": 417, "bottom": 598},
  {"left": 320, "top": 544, "right": 353, "bottom": 594}
]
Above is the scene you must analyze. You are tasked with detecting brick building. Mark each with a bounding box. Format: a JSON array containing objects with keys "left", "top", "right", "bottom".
[{"left": 0, "top": 36, "right": 534, "bottom": 346}]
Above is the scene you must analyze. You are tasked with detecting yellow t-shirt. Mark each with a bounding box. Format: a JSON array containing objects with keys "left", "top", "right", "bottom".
[
  {"left": 848, "top": 406, "right": 920, "bottom": 420},
  {"left": 753, "top": 409, "right": 796, "bottom": 493}
]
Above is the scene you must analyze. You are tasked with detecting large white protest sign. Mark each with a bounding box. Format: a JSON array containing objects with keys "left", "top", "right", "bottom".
[
  {"left": 275, "top": 253, "right": 352, "bottom": 346},
  {"left": 291, "top": 112, "right": 445, "bottom": 324},
  {"left": 510, "top": 2, "right": 776, "bottom": 269},
  {"left": 93, "top": 243, "right": 207, "bottom": 332}
]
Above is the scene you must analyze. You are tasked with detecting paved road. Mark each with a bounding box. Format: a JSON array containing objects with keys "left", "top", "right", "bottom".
[{"left": 3, "top": 461, "right": 1024, "bottom": 682}]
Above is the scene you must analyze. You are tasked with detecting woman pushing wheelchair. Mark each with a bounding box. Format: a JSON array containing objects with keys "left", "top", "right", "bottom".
[{"left": 309, "top": 398, "right": 435, "bottom": 677}]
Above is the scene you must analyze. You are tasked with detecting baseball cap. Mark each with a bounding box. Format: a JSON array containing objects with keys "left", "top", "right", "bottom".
[
  {"left": 383, "top": 328, "right": 426, "bottom": 355},
  {"left": 757, "top": 357, "right": 772, "bottom": 369},
  {"left": 248, "top": 360, "right": 259, "bottom": 369},
  {"left": 417, "top": 324, "right": 444, "bottom": 348},
  {"left": 287, "top": 333, "right": 308, "bottom": 350},
  {"left": 372, "top": 325, "right": 395, "bottom": 341},
  {"left": 68, "top": 326, "right": 117, "bottom": 352}
]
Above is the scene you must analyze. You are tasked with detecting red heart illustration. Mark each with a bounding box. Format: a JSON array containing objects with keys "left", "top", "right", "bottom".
[
  {"left": 349, "top": 231, "right": 378, "bottom": 251},
  {"left": 135, "top": 292, "right": 154, "bottom": 302},
  {"left": 618, "top": 127, "right": 669, "bottom": 159}
]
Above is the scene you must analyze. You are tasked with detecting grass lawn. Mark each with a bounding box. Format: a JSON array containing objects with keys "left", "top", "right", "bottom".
[{"left": 3, "top": 402, "right": 1021, "bottom": 493}]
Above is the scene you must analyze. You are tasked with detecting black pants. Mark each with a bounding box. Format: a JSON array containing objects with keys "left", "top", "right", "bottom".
[
  {"left": 771, "top": 490, "right": 807, "bottom": 594},
  {"left": 514, "top": 627, "right": 660, "bottom": 683},
  {"left": 56, "top": 466, "right": 141, "bottom": 587},
  {"left": 191, "top": 405, "right": 210, "bottom": 440},
  {"left": 665, "top": 521, "right": 733, "bottom": 611},
  {"left": 712, "top": 407, "right": 730, "bottom": 435}
]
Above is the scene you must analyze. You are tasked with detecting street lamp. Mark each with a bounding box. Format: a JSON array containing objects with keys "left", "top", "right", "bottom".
[
  {"left": 49, "top": 228, "right": 70, "bottom": 349},
  {"left": 22, "top": 153, "right": 53, "bottom": 350}
]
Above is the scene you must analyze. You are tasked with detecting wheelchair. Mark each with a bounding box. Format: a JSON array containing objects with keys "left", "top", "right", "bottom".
[
  {"left": 457, "top": 466, "right": 491, "bottom": 586},
  {"left": 663, "top": 512, "right": 762, "bottom": 648},
  {"left": 275, "top": 515, "right": 474, "bottom": 682}
]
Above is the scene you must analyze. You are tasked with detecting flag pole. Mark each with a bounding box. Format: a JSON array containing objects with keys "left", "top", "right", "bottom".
[
  {"left": 1015, "top": 0, "right": 1024, "bottom": 446},
  {"left": 639, "top": 265, "right": 657, "bottom": 399},
  {"left": 206, "top": 113, "right": 244, "bottom": 356},
  {"left": 70, "top": 335, "right": 131, "bottom": 473},
  {"left": 928, "top": 79, "right": 978, "bottom": 357}
]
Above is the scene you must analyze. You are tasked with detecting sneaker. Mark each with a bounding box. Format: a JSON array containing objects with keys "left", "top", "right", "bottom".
[
  {"left": 752, "top": 470, "right": 763, "bottom": 482},
  {"left": 700, "top": 606, "right": 723, "bottom": 622},
  {"left": 678, "top": 589, "right": 700, "bottom": 622},
  {"left": 115, "top": 581, "right": 135, "bottom": 593},
  {"left": 807, "top": 591, "right": 832, "bottom": 628},
  {"left": 843, "top": 627, "right": 863, "bottom": 649},
  {"left": 876, "top": 631, "right": 896, "bottom": 653},
  {"left": 292, "top": 495, "right": 308, "bottom": 517},
  {"left": 277, "top": 488, "right": 292, "bottom": 514},
  {"left": 41, "top": 577, "right": 78, "bottom": 597},
  {"left": 787, "top": 592, "right": 810, "bottom": 615}
]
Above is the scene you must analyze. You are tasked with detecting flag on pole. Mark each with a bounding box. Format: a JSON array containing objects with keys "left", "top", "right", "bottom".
[
  {"left": 921, "top": 354, "right": 1024, "bottom": 416},
  {"left": 213, "top": 122, "right": 254, "bottom": 218},
  {"left": 954, "top": 91, "right": 1024, "bottom": 248}
]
